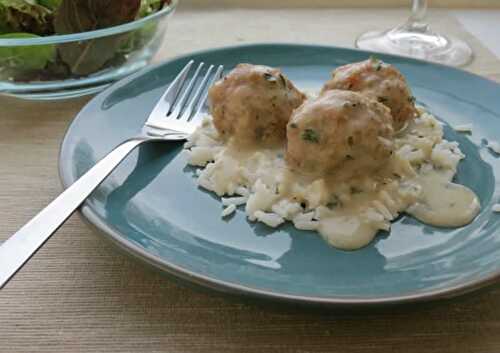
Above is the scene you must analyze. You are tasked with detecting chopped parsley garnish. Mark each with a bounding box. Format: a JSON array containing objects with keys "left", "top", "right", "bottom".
[
  {"left": 350, "top": 186, "right": 362, "bottom": 194},
  {"left": 290, "top": 123, "right": 298, "bottom": 129},
  {"left": 263, "top": 72, "right": 277, "bottom": 82},
  {"left": 369, "top": 55, "right": 383, "bottom": 71},
  {"left": 408, "top": 96, "right": 416, "bottom": 104},
  {"left": 301, "top": 129, "right": 319, "bottom": 143},
  {"left": 279, "top": 73, "right": 287, "bottom": 88},
  {"left": 327, "top": 197, "right": 341, "bottom": 209}
]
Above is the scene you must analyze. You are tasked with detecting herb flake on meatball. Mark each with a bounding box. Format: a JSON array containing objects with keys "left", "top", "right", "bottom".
[{"left": 286, "top": 90, "right": 394, "bottom": 179}]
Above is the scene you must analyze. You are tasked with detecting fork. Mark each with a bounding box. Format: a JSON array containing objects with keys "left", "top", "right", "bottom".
[{"left": 0, "top": 60, "right": 224, "bottom": 289}]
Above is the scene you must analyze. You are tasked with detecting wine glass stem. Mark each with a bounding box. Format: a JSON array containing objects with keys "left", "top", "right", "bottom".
[
  {"left": 405, "top": 0, "right": 429, "bottom": 32},
  {"left": 410, "top": 0, "right": 428, "bottom": 22}
]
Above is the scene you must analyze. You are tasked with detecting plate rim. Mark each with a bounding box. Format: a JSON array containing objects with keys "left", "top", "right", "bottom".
[{"left": 59, "top": 42, "right": 500, "bottom": 307}]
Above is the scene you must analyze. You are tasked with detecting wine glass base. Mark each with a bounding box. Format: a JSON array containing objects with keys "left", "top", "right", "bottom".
[{"left": 355, "top": 28, "right": 473, "bottom": 67}]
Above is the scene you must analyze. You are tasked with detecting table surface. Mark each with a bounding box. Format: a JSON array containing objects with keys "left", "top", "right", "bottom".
[{"left": 2, "top": 6, "right": 500, "bottom": 353}]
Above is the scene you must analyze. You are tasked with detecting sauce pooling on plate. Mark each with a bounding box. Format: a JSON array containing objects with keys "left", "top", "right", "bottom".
[{"left": 407, "top": 168, "right": 480, "bottom": 227}]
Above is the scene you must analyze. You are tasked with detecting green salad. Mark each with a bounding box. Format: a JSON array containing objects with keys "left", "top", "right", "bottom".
[{"left": 0, "top": 0, "right": 171, "bottom": 80}]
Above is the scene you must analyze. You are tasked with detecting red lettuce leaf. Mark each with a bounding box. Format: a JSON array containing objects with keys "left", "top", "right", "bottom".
[{"left": 54, "top": 0, "right": 141, "bottom": 76}]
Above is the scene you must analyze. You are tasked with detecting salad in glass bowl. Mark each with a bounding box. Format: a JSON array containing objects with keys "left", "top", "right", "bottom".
[{"left": 0, "top": 0, "right": 177, "bottom": 100}]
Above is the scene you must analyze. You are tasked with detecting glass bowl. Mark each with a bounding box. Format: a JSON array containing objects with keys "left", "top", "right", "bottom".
[{"left": 0, "top": 0, "right": 177, "bottom": 101}]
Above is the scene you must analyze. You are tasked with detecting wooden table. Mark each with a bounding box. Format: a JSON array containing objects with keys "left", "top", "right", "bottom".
[{"left": 1, "top": 6, "right": 500, "bottom": 353}]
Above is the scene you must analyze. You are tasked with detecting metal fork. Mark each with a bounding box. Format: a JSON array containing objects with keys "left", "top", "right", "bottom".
[{"left": 0, "top": 61, "right": 224, "bottom": 289}]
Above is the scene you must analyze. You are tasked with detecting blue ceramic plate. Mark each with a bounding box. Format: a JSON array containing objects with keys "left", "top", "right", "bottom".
[{"left": 59, "top": 44, "right": 500, "bottom": 306}]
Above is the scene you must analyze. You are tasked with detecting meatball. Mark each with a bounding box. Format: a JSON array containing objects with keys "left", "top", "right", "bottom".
[
  {"left": 286, "top": 90, "right": 394, "bottom": 178},
  {"left": 321, "top": 57, "right": 417, "bottom": 131},
  {"left": 209, "top": 64, "right": 306, "bottom": 146}
]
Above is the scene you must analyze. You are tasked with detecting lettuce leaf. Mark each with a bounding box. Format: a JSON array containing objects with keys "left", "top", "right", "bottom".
[
  {"left": 0, "top": 0, "right": 166, "bottom": 79},
  {"left": 53, "top": 0, "right": 141, "bottom": 75},
  {"left": 138, "top": 0, "right": 167, "bottom": 18},
  {"left": 0, "top": 4, "right": 9, "bottom": 32},
  {"left": 0, "top": 32, "right": 54, "bottom": 70},
  {"left": 0, "top": 0, "right": 54, "bottom": 35},
  {"left": 37, "top": 0, "right": 61, "bottom": 10}
]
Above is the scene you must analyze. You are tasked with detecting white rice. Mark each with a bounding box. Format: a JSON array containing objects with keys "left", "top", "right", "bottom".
[
  {"left": 453, "top": 123, "right": 473, "bottom": 133},
  {"left": 396, "top": 143, "right": 429, "bottom": 165},
  {"left": 363, "top": 208, "right": 385, "bottom": 223},
  {"left": 188, "top": 146, "right": 221, "bottom": 166},
  {"left": 293, "top": 220, "right": 319, "bottom": 231},
  {"left": 221, "top": 204, "right": 236, "bottom": 218},
  {"left": 245, "top": 180, "right": 277, "bottom": 221},
  {"left": 293, "top": 212, "right": 315, "bottom": 224},
  {"left": 271, "top": 199, "right": 302, "bottom": 220},
  {"left": 488, "top": 140, "right": 500, "bottom": 154},
  {"left": 235, "top": 186, "right": 250, "bottom": 197},
  {"left": 254, "top": 211, "right": 285, "bottom": 227},
  {"left": 431, "top": 141, "right": 464, "bottom": 169},
  {"left": 372, "top": 200, "right": 394, "bottom": 220},
  {"left": 379, "top": 190, "right": 397, "bottom": 210},
  {"left": 221, "top": 196, "right": 248, "bottom": 206},
  {"left": 197, "top": 176, "right": 214, "bottom": 191}
]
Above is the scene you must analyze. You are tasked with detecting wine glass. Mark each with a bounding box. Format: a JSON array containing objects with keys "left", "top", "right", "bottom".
[{"left": 355, "top": 0, "right": 473, "bottom": 67}]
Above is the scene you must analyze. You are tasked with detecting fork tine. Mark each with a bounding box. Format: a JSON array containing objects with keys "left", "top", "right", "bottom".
[
  {"left": 145, "top": 60, "right": 194, "bottom": 127},
  {"left": 169, "top": 62, "right": 204, "bottom": 120},
  {"left": 181, "top": 65, "right": 214, "bottom": 121},
  {"left": 194, "top": 65, "right": 224, "bottom": 117},
  {"left": 144, "top": 62, "right": 223, "bottom": 135}
]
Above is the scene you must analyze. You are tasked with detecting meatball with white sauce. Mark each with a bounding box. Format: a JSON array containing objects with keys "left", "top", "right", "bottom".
[
  {"left": 209, "top": 64, "right": 306, "bottom": 146},
  {"left": 321, "top": 57, "right": 417, "bottom": 131},
  {"left": 286, "top": 90, "right": 394, "bottom": 179}
]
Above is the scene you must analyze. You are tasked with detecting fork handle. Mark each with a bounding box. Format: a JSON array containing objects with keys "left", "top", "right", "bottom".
[{"left": 0, "top": 138, "right": 147, "bottom": 289}]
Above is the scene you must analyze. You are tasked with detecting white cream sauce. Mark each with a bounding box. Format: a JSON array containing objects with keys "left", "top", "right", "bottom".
[
  {"left": 186, "top": 111, "right": 481, "bottom": 251},
  {"left": 407, "top": 169, "right": 480, "bottom": 227},
  {"left": 319, "top": 215, "right": 377, "bottom": 250},
  {"left": 312, "top": 166, "right": 479, "bottom": 250}
]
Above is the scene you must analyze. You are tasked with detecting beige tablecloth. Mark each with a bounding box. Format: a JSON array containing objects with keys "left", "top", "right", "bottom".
[{"left": 1, "top": 6, "right": 500, "bottom": 353}]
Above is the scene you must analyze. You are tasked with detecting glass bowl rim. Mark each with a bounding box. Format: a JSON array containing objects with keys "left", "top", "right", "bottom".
[{"left": 0, "top": 0, "right": 177, "bottom": 47}]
